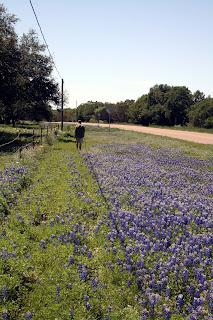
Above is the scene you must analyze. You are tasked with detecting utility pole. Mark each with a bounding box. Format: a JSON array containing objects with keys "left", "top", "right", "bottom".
[
  {"left": 61, "top": 79, "right": 64, "bottom": 131},
  {"left": 76, "top": 100, "right": 77, "bottom": 122}
]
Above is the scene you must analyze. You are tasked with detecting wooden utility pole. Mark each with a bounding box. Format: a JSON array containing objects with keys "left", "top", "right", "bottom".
[
  {"left": 61, "top": 79, "right": 64, "bottom": 131},
  {"left": 76, "top": 100, "right": 77, "bottom": 122}
]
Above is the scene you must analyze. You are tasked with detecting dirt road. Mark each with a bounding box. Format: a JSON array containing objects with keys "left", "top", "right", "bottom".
[{"left": 82, "top": 123, "right": 213, "bottom": 145}]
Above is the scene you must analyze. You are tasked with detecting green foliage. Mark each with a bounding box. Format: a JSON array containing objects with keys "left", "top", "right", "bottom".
[
  {"left": 128, "top": 94, "right": 151, "bottom": 125},
  {"left": 128, "top": 84, "right": 194, "bottom": 126},
  {"left": 76, "top": 101, "right": 104, "bottom": 122},
  {"left": 112, "top": 100, "right": 134, "bottom": 123},
  {"left": 188, "top": 97, "right": 213, "bottom": 128},
  {"left": 0, "top": 6, "right": 60, "bottom": 126}
]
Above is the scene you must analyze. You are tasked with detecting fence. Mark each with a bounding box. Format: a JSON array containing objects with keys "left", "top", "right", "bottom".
[{"left": 0, "top": 124, "right": 60, "bottom": 158}]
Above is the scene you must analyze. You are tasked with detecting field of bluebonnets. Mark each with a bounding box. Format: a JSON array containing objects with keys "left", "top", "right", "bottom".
[{"left": 1, "top": 124, "right": 213, "bottom": 320}]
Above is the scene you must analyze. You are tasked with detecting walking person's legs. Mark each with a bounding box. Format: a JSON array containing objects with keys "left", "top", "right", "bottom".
[{"left": 76, "top": 138, "right": 83, "bottom": 150}]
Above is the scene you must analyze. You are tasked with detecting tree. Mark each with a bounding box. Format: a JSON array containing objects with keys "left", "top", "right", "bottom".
[
  {"left": 128, "top": 84, "right": 194, "bottom": 126},
  {"left": 164, "top": 86, "right": 193, "bottom": 125},
  {"left": 112, "top": 100, "right": 134, "bottom": 123},
  {"left": 76, "top": 101, "right": 102, "bottom": 122},
  {"left": 128, "top": 94, "right": 151, "bottom": 125},
  {"left": 94, "top": 106, "right": 109, "bottom": 122},
  {"left": 188, "top": 98, "right": 213, "bottom": 128},
  {"left": 0, "top": 5, "right": 60, "bottom": 125},
  {"left": 147, "top": 84, "right": 170, "bottom": 125},
  {"left": 192, "top": 90, "right": 205, "bottom": 104},
  {"left": 19, "top": 30, "right": 60, "bottom": 121},
  {"left": 0, "top": 4, "right": 21, "bottom": 126}
]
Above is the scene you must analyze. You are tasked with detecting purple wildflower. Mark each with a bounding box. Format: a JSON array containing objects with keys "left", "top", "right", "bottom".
[
  {"left": 40, "top": 240, "right": 46, "bottom": 249},
  {"left": 1, "top": 286, "right": 7, "bottom": 300},
  {"left": 55, "top": 285, "right": 60, "bottom": 300},
  {"left": 2, "top": 310, "right": 8, "bottom": 320},
  {"left": 25, "top": 311, "right": 32, "bottom": 319},
  {"left": 177, "top": 294, "right": 184, "bottom": 311},
  {"left": 85, "top": 302, "right": 91, "bottom": 310},
  {"left": 80, "top": 269, "right": 87, "bottom": 281},
  {"left": 88, "top": 250, "right": 92, "bottom": 258}
]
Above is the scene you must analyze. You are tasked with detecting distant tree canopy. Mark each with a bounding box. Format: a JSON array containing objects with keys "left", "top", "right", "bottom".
[
  {"left": 0, "top": 4, "right": 60, "bottom": 126},
  {"left": 188, "top": 98, "right": 213, "bottom": 128},
  {"left": 71, "top": 84, "right": 211, "bottom": 128},
  {"left": 128, "top": 85, "right": 194, "bottom": 126}
]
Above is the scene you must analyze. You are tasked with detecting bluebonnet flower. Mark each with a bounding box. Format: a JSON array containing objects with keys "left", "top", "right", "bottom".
[
  {"left": 69, "top": 310, "right": 73, "bottom": 317},
  {"left": 65, "top": 256, "right": 74, "bottom": 267},
  {"left": 74, "top": 245, "right": 78, "bottom": 254},
  {"left": 88, "top": 250, "right": 92, "bottom": 258},
  {"left": 55, "top": 285, "right": 60, "bottom": 300},
  {"left": 85, "top": 302, "right": 91, "bottom": 310},
  {"left": 77, "top": 262, "right": 82, "bottom": 273},
  {"left": 209, "top": 292, "right": 213, "bottom": 313},
  {"left": 1, "top": 286, "right": 7, "bottom": 300},
  {"left": 40, "top": 240, "right": 46, "bottom": 249},
  {"left": 186, "top": 284, "right": 194, "bottom": 298},
  {"left": 177, "top": 294, "right": 184, "bottom": 312},
  {"left": 67, "top": 283, "right": 72, "bottom": 290},
  {"left": 25, "top": 311, "right": 32, "bottom": 319},
  {"left": 194, "top": 289, "right": 200, "bottom": 298},
  {"left": 90, "top": 278, "right": 98, "bottom": 287},
  {"left": 164, "top": 307, "right": 171, "bottom": 320},
  {"left": 80, "top": 269, "right": 87, "bottom": 281},
  {"left": 81, "top": 245, "right": 87, "bottom": 254},
  {"left": 2, "top": 310, "right": 8, "bottom": 320},
  {"left": 84, "top": 295, "right": 89, "bottom": 301},
  {"left": 140, "top": 309, "right": 149, "bottom": 320},
  {"left": 165, "top": 286, "right": 170, "bottom": 299},
  {"left": 182, "top": 268, "right": 190, "bottom": 282}
]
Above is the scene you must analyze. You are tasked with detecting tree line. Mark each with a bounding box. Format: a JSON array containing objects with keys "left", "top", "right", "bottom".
[
  {"left": 1, "top": 4, "right": 213, "bottom": 129},
  {"left": 66, "top": 85, "right": 212, "bottom": 128}
]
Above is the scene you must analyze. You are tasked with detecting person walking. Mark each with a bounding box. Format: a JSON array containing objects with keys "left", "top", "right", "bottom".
[{"left": 75, "top": 120, "right": 85, "bottom": 150}]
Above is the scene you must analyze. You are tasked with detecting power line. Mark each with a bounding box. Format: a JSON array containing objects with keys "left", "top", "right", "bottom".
[{"left": 28, "top": 0, "right": 62, "bottom": 80}]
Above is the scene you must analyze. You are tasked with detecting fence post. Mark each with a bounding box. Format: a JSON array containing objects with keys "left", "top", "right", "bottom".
[
  {"left": 33, "top": 128, "right": 35, "bottom": 150},
  {"left": 41, "top": 127, "right": 43, "bottom": 145},
  {"left": 19, "top": 130, "right": 21, "bottom": 159}
]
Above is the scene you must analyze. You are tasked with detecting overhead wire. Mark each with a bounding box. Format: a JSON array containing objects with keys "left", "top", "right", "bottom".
[{"left": 28, "top": 0, "right": 62, "bottom": 80}]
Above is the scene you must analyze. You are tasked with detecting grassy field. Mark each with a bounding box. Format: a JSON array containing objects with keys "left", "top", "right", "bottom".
[{"left": 0, "top": 124, "right": 213, "bottom": 319}]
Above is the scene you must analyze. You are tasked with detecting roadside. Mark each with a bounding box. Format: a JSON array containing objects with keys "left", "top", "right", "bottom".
[{"left": 82, "top": 123, "right": 213, "bottom": 145}]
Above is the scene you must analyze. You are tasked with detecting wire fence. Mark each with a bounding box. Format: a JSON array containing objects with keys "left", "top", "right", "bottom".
[{"left": 0, "top": 124, "right": 60, "bottom": 158}]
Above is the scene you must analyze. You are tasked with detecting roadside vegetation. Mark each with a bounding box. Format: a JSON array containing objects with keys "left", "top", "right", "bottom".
[{"left": 1, "top": 124, "right": 213, "bottom": 319}]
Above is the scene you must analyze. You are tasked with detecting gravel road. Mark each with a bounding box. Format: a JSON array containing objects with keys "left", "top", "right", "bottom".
[{"left": 82, "top": 123, "right": 213, "bottom": 145}]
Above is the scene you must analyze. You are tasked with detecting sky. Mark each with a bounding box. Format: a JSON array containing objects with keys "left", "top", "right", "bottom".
[{"left": 2, "top": 0, "right": 213, "bottom": 108}]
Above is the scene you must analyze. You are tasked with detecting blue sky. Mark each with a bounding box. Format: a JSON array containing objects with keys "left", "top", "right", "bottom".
[{"left": 3, "top": 0, "right": 213, "bottom": 108}]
